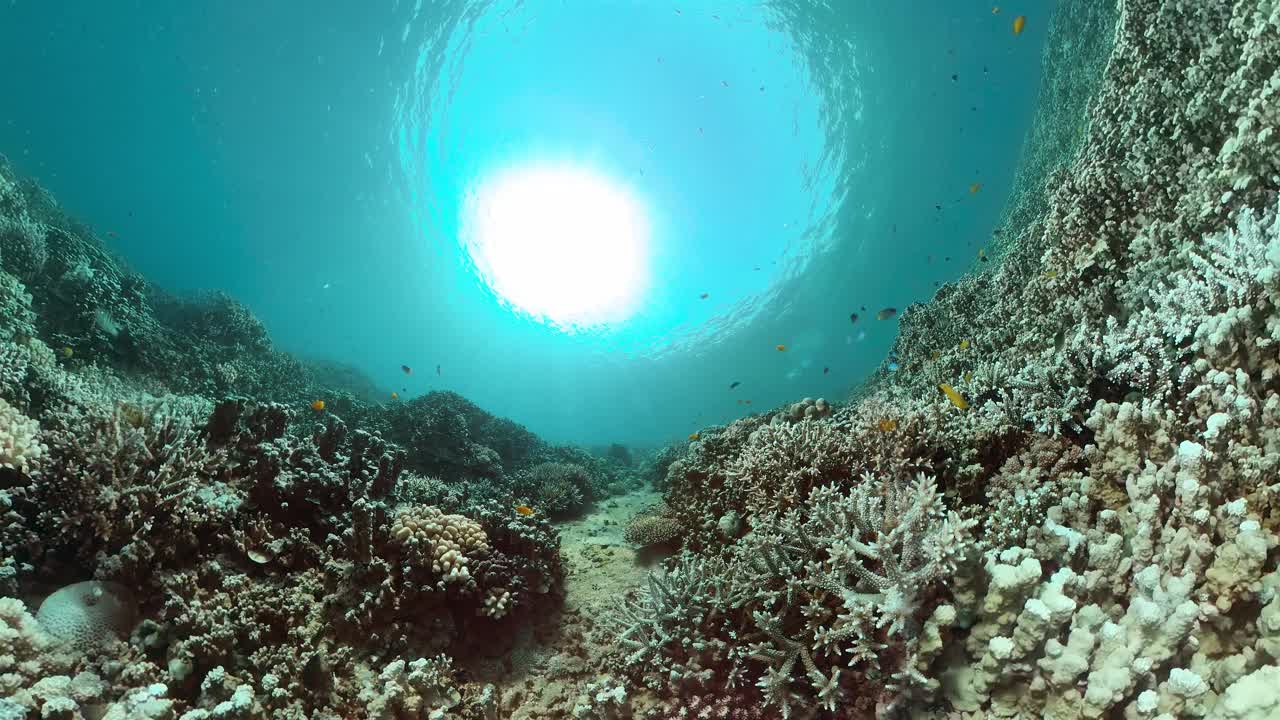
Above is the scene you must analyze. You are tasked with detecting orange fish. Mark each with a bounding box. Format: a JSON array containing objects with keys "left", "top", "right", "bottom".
[
  {"left": 878, "top": 418, "right": 898, "bottom": 432},
  {"left": 1012, "top": 15, "right": 1026, "bottom": 34},
  {"left": 688, "top": 432, "right": 701, "bottom": 441},
  {"left": 969, "top": 182, "right": 982, "bottom": 194},
  {"left": 311, "top": 400, "right": 326, "bottom": 412},
  {"left": 390, "top": 392, "right": 399, "bottom": 400},
  {"left": 515, "top": 505, "right": 535, "bottom": 516},
  {"left": 776, "top": 344, "right": 787, "bottom": 352}
]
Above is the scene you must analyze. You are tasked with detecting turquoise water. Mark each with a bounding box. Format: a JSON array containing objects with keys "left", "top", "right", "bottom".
[{"left": 0, "top": 1, "right": 1045, "bottom": 445}]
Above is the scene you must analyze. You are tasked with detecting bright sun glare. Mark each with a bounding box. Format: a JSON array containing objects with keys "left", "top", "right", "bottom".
[{"left": 463, "top": 164, "right": 651, "bottom": 329}]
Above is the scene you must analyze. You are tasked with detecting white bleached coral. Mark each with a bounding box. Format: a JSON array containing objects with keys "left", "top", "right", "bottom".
[
  {"left": 0, "top": 396, "right": 44, "bottom": 475},
  {"left": 390, "top": 504, "right": 489, "bottom": 579}
]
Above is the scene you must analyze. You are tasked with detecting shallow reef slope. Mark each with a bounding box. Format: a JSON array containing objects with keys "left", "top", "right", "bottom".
[
  {"left": 619, "top": 0, "right": 1280, "bottom": 719},
  {"left": 2, "top": 0, "right": 1280, "bottom": 718}
]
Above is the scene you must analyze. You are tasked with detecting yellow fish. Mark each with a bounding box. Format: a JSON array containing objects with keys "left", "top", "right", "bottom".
[
  {"left": 959, "top": 339, "right": 970, "bottom": 350},
  {"left": 964, "top": 371, "right": 973, "bottom": 382},
  {"left": 877, "top": 418, "right": 898, "bottom": 432},
  {"left": 390, "top": 392, "right": 399, "bottom": 400},
  {"left": 938, "top": 384, "right": 969, "bottom": 410},
  {"left": 1043, "top": 269, "right": 1058, "bottom": 279},
  {"left": 311, "top": 400, "right": 326, "bottom": 412},
  {"left": 61, "top": 346, "right": 74, "bottom": 358},
  {"left": 969, "top": 182, "right": 982, "bottom": 194},
  {"left": 930, "top": 350, "right": 941, "bottom": 361},
  {"left": 515, "top": 505, "right": 535, "bottom": 516},
  {"left": 775, "top": 344, "right": 787, "bottom": 352},
  {"left": 688, "top": 432, "right": 701, "bottom": 441},
  {"left": 1012, "top": 15, "right": 1026, "bottom": 34}
]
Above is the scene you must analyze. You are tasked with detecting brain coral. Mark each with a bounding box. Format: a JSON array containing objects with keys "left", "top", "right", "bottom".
[
  {"left": 0, "top": 397, "right": 44, "bottom": 475},
  {"left": 35, "top": 581, "right": 137, "bottom": 654},
  {"left": 391, "top": 505, "right": 490, "bottom": 579}
]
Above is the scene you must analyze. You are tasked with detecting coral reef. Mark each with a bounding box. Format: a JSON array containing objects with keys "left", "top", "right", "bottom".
[
  {"left": 1, "top": 0, "right": 1278, "bottom": 717},
  {"left": 608, "top": 0, "right": 1280, "bottom": 717}
]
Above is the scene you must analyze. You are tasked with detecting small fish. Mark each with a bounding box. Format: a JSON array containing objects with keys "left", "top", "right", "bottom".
[
  {"left": 860, "top": 306, "right": 867, "bottom": 312},
  {"left": 951, "top": 73, "right": 958, "bottom": 82},
  {"left": 876, "top": 308, "right": 897, "bottom": 321},
  {"left": 390, "top": 392, "right": 399, "bottom": 400},
  {"left": 61, "top": 346, "right": 73, "bottom": 358},
  {"left": 737, "top": 399, "right": 743, "bottom": 404},
  {"left": 964, "top": 371, "right": 973, "bottom": 382},
  {"left": 401, "top": 365, "right": 412, "bottom": 375},
  {"left": 322, "top": 282, "right": 331, "bottom": 290},
  {"left": 1043, "top": 269, "right": 1058, "bottom": 279},
  {"left": 959, "top": 339, "right": 970, "bottom": 350},
  {"left": 515, "top": 505, "right": 535, "bottom": 516},
  {"left": 436, "top": 364, "right": 441, "bottom": 375},
  {"left": 700, "top": 292, "right": 710, "bottom": 299},
  {"left": 823, "top": 367, "right": 830, "bottom": 375},
  {"left": 878, "top": 418, "right": 898, "bottom": 432},
  {"left": 992, "top": 6, "right": 1000, "bottom": 13},
  {"left": 887, "top": 361, "right": 900, "bottom": 371},
  {"left": 930, "top": 350, "right": 941, "bottom": 361},
  {"left": 311, "top": 400, "right": 326, "bottom": 412},
  {"left": 721, "top": 80, "right": 728, "bottom": 87},
  {"left": 978, "top": 248, "right": 988, "bottom": 263},
  {"left": 938, "top": 383, "right": 969, "bottom": 410},
  {"left": 688, "top": 432, "right": 701, "bottom": 441},
  {"left": 969, "top": 182, "right": 982, "bottom": 194},
  {"left": 729, "top": 381, "right": 741, "bottom": 389},
  {"left": 856, "top": 330, "right": 866, "bottom": 342},
  {"left": 849, "top": 312, "right": 859, "bottom": 324},
  {"left": 106, "top": 230, "right": 118, "bottom": 238},
  {"left": 1012, "top": 15, "right": 1026, "bottom": 34},
  {"left": 776, "top": 344, "right": 787, "bottom": 352},
  {"left": 744, "top": 400, "right": 751, "bottom": 405}
]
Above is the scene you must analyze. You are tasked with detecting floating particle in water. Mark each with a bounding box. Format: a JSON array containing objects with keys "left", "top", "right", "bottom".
[
  {"left": 436, "top": 364, "right": 441, "bottom": 375},
  {"left": 876, "top": 308, "right": 897, "bottom": 321},
  {"left": 992, "top": 6, "right": 1000, "bottom": 14}
]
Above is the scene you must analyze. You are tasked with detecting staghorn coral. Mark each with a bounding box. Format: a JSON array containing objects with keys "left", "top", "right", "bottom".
[{"left": 618, "top": 474, "right": 975, "bottom": 718}]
